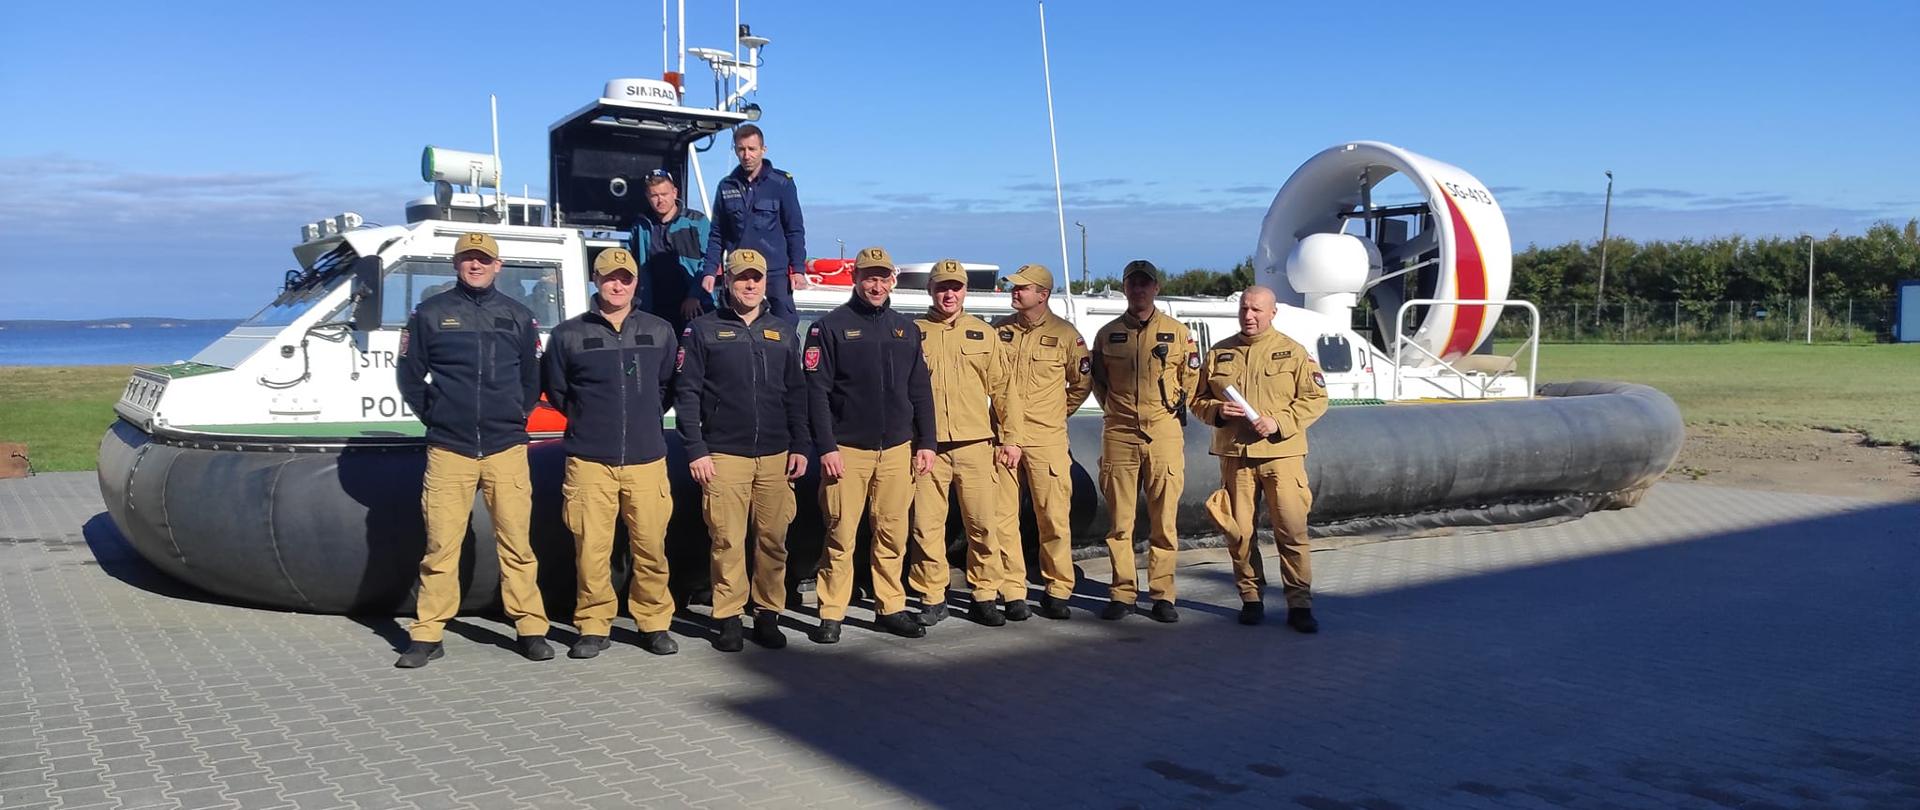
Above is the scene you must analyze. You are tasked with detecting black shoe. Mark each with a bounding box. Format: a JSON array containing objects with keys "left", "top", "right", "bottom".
[
  {"left": 916, "top": 602, "right": 949, "bottom": 627},
  {"left": 714, "top": 616, "right": 745, "bottom": 652},
  {"left": 810, "top": 619, "right": 842, "bottom": 644},
  {"left": 394, "top": 641, "right": 443, "bottom": 669},
  {"left": 877, "top": 611, "right": 928, "bottom": 638},
  {"left": 517, "top": 635, "right": 554, "bottom": 661},
  {"left": 1099, "top": 600, "right": 1131, "bottom": 621},
  {"left": 1037, "top": 594, "right": 1071, "bottom": 620},
  {"left": 1002, "top": 598, "right": 1032, "bottom": 622},
  {"left": 639, "top": 631, "right": 679, "bottom": 655},
  {"left": 568, "top": 635, "right": 611, "bottom": 659},
  {"left": 752, "top": 611, "right": 787, "bottom": 649},
  {"left": 1237, "top": 601, "right": 1265, "bottom": 626},
  {"left": 969, "top": 601, "right": 1006, "bottom": 627},
  {"left": 1149, "top": 600, "right": 1180, "bottom": 623},
  {"left": 1286, "top": 607, "right": 1319, "bottom": 634}
]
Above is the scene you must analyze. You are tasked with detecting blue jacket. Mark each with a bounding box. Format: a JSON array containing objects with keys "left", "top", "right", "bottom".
[
  {"left": 636, "top": 206, "right": 712, "bottom": 315},
  {"left": 702, "top": 160, "right": 806, "bottom": 280},
  {"left": 803, "top": 294, "right": 936, "bottom": 455},
  {"left": 673, "top": 305, "right": 808, "bottom": 460},
  {"left": 396, "top": 282, "right": 541, "bottom": 457},
  {"left": 539, "top": 303, "right": 678, "bottom": 466}
]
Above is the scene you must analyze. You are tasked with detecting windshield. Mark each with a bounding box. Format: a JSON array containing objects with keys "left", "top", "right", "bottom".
[
  {"left": 241, "top": 243, "right": 358, "bottom": 328},
  {"left": 381, "top": 259, "right": 563, "bottom": 329}
]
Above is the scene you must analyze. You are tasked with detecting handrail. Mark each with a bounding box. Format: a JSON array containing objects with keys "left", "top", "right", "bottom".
[{"left": 1392, "top": 299, "right": 1540, "bottom": 400}]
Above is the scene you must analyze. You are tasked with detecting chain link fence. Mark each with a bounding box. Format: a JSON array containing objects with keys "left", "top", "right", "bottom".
[{"left": 1481, "top": 299, "right": 1896, "bottom": 344}]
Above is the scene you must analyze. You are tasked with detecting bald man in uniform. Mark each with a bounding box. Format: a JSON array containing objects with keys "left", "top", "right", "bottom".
[{"left": 1191, "top": 286, "right": 1328, "bottom": 633}]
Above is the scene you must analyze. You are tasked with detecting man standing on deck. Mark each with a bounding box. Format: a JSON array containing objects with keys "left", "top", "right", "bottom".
[
  {"left": 676, "top": 248, "right": 810, "bottom": 652},
  {"left": 700, "top": 125, "right": 806, "bottom": 319},
  {"left": 394, "top": 231, "right": 550, "bottom": 668},
  {"left": 635, "top": 171, "right": 713, "bottom": 332},
  {"left": 1191, "top": 285, "right": 1329, "bottom": 633},
  {"left": 1090, "top": 260, "right": 1198, "bottom": 623},
  {"left": 803, "top": 246, "right": 938, "bottom": 643},
  {"left": 991, "top": 264, "right": 1092, "bottom": 620},
  {"left": 540, "top": 248, "right": 681, "bottom": 659},
  {"left": 910, "top": 259, "right": 1013, "bottom": 627}
]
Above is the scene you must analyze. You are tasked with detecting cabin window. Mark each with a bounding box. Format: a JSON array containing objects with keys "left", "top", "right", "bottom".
[
  {"left": 241, "top": 244, "right": 358, "bottom": 328},
  {"left": 380, "top": 260, "right": 564, "bottom": 329}
]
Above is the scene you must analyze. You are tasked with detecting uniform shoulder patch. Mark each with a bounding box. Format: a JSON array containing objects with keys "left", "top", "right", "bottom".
[
  {"left": 1187, "top": 352, "right": 1201, "bottom": 370},
  {"left": 682, "top": 326, "right": 693, "bottom": 337},
  {"left": 804, "top": 346, "right": 822, "bottom": 372},
  {"left": 676, "top": 346, "right": 686, "bottom": 372},
  {"left": 398, "top": 328, "right": 410, "bottom": 357},
  {"left": 1312, "top": 370, "right": 1327, "bottom": 387},
  {"left": 1075, "top": 335, "right": 1087, "bottom": 347},
  {"left": 1078, "top": 356, "right": 1092, "bottom": 375}
]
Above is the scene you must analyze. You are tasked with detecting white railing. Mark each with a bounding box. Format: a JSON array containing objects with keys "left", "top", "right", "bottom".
[{"left": 1392, "top": 299, "right": 1540, "bottom": 401}]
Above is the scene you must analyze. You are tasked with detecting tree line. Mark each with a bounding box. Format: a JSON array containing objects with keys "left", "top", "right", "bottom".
[{"left": 1079, "top": 219, "right": 1920, "bottom": 311}]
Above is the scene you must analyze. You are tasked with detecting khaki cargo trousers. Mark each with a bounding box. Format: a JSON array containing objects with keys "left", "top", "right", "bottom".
[
  {"left": 703, "top": 452, "right": 794, "bottom": 620},
  {"left": 411, "top": 444, "right": 547, "bottom": 643},
  {"left": 563, "top": 456, "right": 674, "bottom": 635},
  {"left": 818, "top": 443, "right": 914, "bottom": 620}
]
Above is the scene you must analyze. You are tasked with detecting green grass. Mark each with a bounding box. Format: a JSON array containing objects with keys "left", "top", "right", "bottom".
[
  {"left": 0, "top": 366, "right": 133, "bottom": 472},
  {"left": 4, "top": 346, "right": 1917, "bottom": 471},
  {"left": 1528, "top": 343, "right": 1920, "bottom": 448}
]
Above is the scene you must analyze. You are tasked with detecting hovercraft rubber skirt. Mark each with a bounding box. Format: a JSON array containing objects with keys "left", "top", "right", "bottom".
[{"left": 97, "top": 380, "right": 1682, "bottom": 614}]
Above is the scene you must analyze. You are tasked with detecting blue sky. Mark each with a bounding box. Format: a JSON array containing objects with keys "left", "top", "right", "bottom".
[{"left": 2, "top": 1, "right": 1915, "bottom": 319}]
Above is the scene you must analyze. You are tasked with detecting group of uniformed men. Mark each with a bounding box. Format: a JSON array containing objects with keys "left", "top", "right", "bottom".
[{"left": 390, "top": 127, "right": 1327, "bottom": 669}]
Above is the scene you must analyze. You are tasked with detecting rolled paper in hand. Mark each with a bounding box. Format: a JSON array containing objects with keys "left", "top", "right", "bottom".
[{"left": 1224, "top": 385, "right": 1262, "bottom": 424}]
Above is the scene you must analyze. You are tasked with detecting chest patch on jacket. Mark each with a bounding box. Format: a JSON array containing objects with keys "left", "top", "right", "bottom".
[
  {"left": 893, "top": 328, "right": 906, "bottom": 339},
  {"left": 494, "top": 317, "right": 515, "bottom": 330},
  {"left": 1040, "top": 335, "right": 1059, "bottom": 347},
  {"left": 1156, "top": 332, "right": 1174, "bottom": 342},
  {"left": 1273, "top": 350, "right": 1291, "bottom": 360},
  {"left": 583, "top": 338, "right": 605, "bottom": 350},
  {"left": 638, "top": 334, "right": 656, "bottom": 346},
  {"left": 1107, "top": 332, "right": 1128, "bottom": 343},
  {"left": 439, "top": 317, "right": 463, "bottom": 329},
  {"left": 999, "top": 330, "right": 1013, "bottom": 343},
  {"left": 762, "top": 329, "right": 783, "bottom": 341},
  {"left": 843, "top": 329, "right": 863, "bottom": 340},
  {"left": 966, "top": 330, "right": 984, "bottom": 340},
  {"left": 1216, "top": 352, "right": 1235, "bottom": 364},
  {"left": 716, "top": 329, "right": 739, "bottom": 340}
]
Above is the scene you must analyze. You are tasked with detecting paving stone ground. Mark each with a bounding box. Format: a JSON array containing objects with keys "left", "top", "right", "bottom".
[{"left": 1, "top": 471, "right": 1916, "bottom": 809}]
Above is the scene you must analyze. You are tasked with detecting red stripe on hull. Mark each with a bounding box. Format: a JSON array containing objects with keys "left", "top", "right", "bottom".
[{"left": 1438, "top": 192, "right": 1488, "bottom": 359}]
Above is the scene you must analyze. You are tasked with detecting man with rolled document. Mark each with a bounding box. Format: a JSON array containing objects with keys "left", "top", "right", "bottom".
[{"left": 1190, "top": 286, "right": 1329, "bottom": 632}]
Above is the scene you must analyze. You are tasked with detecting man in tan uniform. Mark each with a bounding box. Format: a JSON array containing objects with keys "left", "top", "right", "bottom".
[
  {"left": 1191, "top": 285, "right": 1329, "bottom": 633},
  {"left": 911, "top": 259, "right": 1013, "bottom": 627},
  {"left": 1090, "top": 260, "right": 1198, "bottom": 623},
  {"left": 992, "top": 264, "right": 1092, "bottom": 620}
]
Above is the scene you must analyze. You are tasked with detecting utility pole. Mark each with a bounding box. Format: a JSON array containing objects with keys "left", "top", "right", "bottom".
[
  {"left": 1595, "top": 170, "right": 1612, "bottom": 325},
  {"left": 1803, "top": 234, "right": 1815, "bottom": 345},
  {"left": 836, "top": 239, "right": 844, "bottom": 263},
  {"left": 1074, "top": 221, "right": 1088, "bottom": 292}
]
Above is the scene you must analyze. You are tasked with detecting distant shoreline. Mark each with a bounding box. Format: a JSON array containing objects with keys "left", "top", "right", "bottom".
[{"left": 0, "top": 318, "right": 242, "bottom": 331}]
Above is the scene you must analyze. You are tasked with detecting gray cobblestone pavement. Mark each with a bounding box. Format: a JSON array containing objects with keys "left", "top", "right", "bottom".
[{"left": 2, "top": 471, "right": 1916, "bottom": 809}]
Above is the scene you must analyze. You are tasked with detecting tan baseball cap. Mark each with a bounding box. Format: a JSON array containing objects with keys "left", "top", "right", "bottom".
[
  {"left": 1004, "top": 263, "right": 1054, "bottom": 290},
  {"left": 726, "top": 248, "right": 768, "bottom": 276},
  {"left": 593, "top": 248, "right": 637, "bottom": 276},
  {"left": 853, "top": 246, "right": 895, "bottom": 273},
  {"left": 927, "top": 258, "right": 968, "bottom": 288},
  {"left": 1122, "top": 259, "right": 1162, "bottom": 282},
  {"left": 454, "top": 232, "right": 499, "bottom": 260}
]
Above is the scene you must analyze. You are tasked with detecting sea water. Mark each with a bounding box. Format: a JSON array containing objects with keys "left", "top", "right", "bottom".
[{"left": 0, "top": 322, "right": 240, "bottom": 366}]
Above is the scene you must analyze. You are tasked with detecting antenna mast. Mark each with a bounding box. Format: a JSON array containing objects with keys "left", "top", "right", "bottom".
[
  {"left": 1037, "top": 1, "right": 1074, "bottom": 314},
  {"left": 490, "top": 94, "right": 505, "bottom": 222}
]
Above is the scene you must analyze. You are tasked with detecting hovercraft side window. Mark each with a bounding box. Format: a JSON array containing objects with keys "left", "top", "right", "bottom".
[
  {"left": 379, "top": 259, "right": 564, "bottom": 329},
  {"left": 241, "top": 244, "right": 359, "bottom": 328}
]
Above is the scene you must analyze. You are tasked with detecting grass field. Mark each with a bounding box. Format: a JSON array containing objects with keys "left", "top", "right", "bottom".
[
  {"left": 0, "top": 366, "right": 132, "bottom": 473},
  {"left": 1, "top": 343, "right": 1915, "bottom": 472},
  {"left": 1529, "top": 343, "right": 1920, "bottom": 448}
]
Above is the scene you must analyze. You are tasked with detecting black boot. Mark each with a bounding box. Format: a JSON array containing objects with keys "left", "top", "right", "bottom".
[
  {"left": 517, "top": 635, "right": 554, "bottom": 661},
  {"left": 1149, "top": 600, "right": 1180, "bottom": 623},
  {"left": 714, "top": 616, "right": 745, "bottom": 652},
  {"left": 394, "top": 641, "right": 443, "bottom": 669},
  {"left": 568, "top": 635, "right": 610, "bottom": 659},
  {"left": 1286, "top": 607, "right": 1319, "bottom": 634},
  {"left": 640, "top": 631, "right": 679, "bottom": 655},
  {"left": 877, "top": 611, "right": 928, "bottom": 638},
  {"left": 1237, "top": 601, "right": 1265, "bottom": 626},
  {"left": 969, "top": 601, "right": 1006, "bottom": 627},
  {"left": 916, "top": 602, "right": 949, "bottom": 627},
  {"left": 1003, "top": 598, "right": 1032, "bottom": 622},
  {"left": 810, "top": 619, "right": 842, "bottom": 644},
  {"left": 752, "top": 611, "right": 787, "bottom": 649},
  {"left": 1099, "top": 600, "right": 1131, "bottom": 621},
  {"left": 1037, "top": 594, "right": 1071, "bottom": 620}
]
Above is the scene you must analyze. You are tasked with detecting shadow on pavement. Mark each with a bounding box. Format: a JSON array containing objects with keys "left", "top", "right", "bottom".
[{"left": 712, "top": 500, "right": 1920, "bottom": 808}]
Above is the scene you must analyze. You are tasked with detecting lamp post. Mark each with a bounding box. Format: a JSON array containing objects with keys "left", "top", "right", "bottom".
[
  {"left": 1596, "top": 170, "right": 1612, "bottom": 326},
  {"left": 836, "top": 238, "right": 844, "bottom": 263},
  {"left": 1803, "top": 234, "right": 1815, "bottom": 345},
  {"left": 1074, "top": 221, "right": 1088, "bottom": 292}
]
